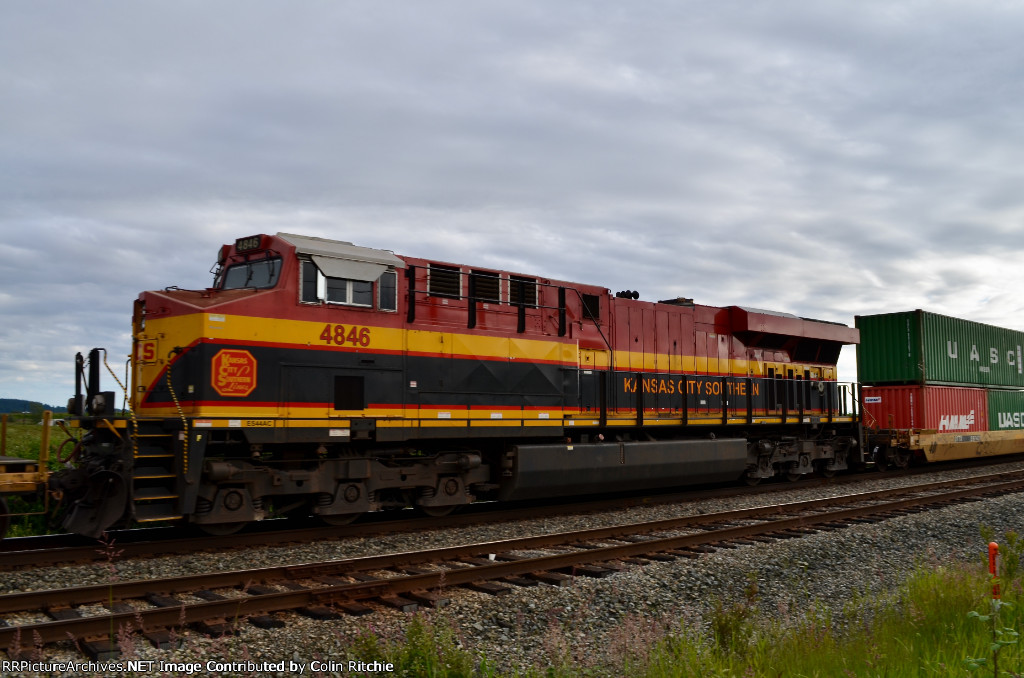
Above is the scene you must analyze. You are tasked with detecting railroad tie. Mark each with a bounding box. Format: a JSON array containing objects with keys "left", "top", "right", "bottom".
[
  {"left": 339, "top": 602, "right": 375, "bottom": 616},
  {"left": 46, "top": 606, "right": 82, "bottom": 621},
  {"left": 143, "top": 629, "right": 179, "bottom": 649},
  {"left": 249, "top": 616, "right": 286, "bottom": 629},
  {"left": 501, "top": 575, "right": 539, "bottom": 587},
  {"left": 194, "top": 619, "right": 238, "bottom": 638},
  {"left": 555, "top": 564, "right": 615, "bottom": 578},
  {"left": 526, "top": 572, "right": 572, "bottom": 587},
  {"left": 379, "top": 595, "right": 419, "bottom": 612},
  {"left": 463, "top": 581, "right": 513, "bottom": 595},
  {"left": 620, "top": 557, "right": 652, "bottom": 565},
  {"left": 406, "top": 590, "right": 450, "bottom": 609},
  {"left": 145, "top": 593, "right": 181, "bottom": 608},
  {"left": 661, "top": 550, "right": 702, "bottom": 559},
  {"left": 81, "top": 638, "right": 119, "bottom": 661},
  {"left": 298, "top": 605, "right": 342, "bottom": 620}
]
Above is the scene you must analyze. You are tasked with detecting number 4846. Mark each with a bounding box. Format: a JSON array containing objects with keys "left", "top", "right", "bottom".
[{"left": 320, "top": 324, "right": 371, "bottom": 346}]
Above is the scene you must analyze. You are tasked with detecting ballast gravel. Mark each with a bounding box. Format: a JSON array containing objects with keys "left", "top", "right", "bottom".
[{"left": 4, "top": 461, "right": 1024, "bottom": 676}]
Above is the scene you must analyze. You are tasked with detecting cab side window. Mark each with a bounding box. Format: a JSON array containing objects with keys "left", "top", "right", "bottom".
[
  {"left": 378, "top": 270, "right": 397, "bottom": 311},
  {"left": 301, "top": 260, "right": 319, "bottom": 303},
  {"left": 301, "top": 259, "right": 397, "bottom": 311}
]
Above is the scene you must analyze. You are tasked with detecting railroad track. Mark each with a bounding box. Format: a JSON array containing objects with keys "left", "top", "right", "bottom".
[
  {"left": 3, "top": 460, "right": 1014, "bottom": 570},
  {"left": 2, "top": 471, "right": 1024, "bottom": 660},
  {"left": 0, "top": 471, "right": 873, "bottom": 570}
]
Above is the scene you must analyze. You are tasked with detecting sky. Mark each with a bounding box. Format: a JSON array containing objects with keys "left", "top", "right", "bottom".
[{"left": 4, "top": 1, "right": 1024, "bottom": 407}]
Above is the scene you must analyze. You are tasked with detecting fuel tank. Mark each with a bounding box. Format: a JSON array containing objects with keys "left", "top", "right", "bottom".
[{"left": 499, "top": 438, "right": 748, "bottom": 501}]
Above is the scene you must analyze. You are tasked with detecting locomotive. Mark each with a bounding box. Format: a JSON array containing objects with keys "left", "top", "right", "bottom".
[{"left": 35, "top": 232, "right": 866, "bottom": 537}]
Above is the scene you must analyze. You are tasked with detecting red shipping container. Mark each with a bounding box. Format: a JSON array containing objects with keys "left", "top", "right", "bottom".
[{"left": 862, "top": 385, "right": 989, "bottom": 432}]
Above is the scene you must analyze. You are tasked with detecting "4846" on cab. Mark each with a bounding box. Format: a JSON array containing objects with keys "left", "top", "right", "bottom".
[{"left": 320, "top": 324, "right": 371, "bottom": 347}]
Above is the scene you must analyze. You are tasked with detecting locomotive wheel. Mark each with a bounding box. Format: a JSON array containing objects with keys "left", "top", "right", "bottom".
[
  {"left": 785, "top": 470, "right": 803, "bottom": 482},
  {"left": 319, "top": 512, "right": 363, "bottom": 526},
  {"left": 419, "top": 505, "right": 457, "bottom": 518},
  {"left": 742, "top": 475, "right": 761, "bottom": 487},
  {"left": 196, "top": 521, "right": 246, "bottom": 536}
]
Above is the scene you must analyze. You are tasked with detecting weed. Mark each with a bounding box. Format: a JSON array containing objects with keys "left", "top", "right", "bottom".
[
  {"left": 339, "top": 613, "right": 488, "bottom": 677},
  {"left": 964, "top": 600, "right": 1020, "bottom": 676},
  {"left": 707, "top": 571, "right": 761, "bottom": 657}
]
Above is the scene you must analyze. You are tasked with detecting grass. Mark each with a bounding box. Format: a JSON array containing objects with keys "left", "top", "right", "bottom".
[
  {"left": 318, "top": 533, "right": 1024, "bottom": 677},
  {"left": 1, "top": 413, "right": 69, "bottom": 464}
]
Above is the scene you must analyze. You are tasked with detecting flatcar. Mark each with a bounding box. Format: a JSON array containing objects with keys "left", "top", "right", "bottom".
[
  {"left": 41, "top": 232, "right": 864, "bottom": 537},
  {"left": 858, "top": 310, "right": 1024, "bottom": 468}
]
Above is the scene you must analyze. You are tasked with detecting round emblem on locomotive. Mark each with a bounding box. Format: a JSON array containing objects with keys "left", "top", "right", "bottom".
[{"left": 211, "top": 349, "right": 258, "bottom": 397}]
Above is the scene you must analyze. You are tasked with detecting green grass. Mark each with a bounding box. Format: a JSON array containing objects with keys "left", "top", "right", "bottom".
[
  {"left": 2, "top": 414, "right": 69, "bottom": 465},
  {"left": 332, "top": 535, "right": 1024, "bottom": 677},
  {"left": 1, "top": 415, "right": 68, "bottom": 538}
]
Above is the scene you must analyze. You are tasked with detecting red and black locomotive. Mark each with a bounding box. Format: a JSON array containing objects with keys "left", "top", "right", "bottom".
[{"left": 49, "top": 232, "right": 862, "bottom": 537}]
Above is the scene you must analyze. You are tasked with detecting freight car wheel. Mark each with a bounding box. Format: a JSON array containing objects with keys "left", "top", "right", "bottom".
[
  {"left": 872, "top": 446, "right": 892, "bottom": 472},
  {"left": 892, "top": 449, "right": 912, "bottom": 469}
]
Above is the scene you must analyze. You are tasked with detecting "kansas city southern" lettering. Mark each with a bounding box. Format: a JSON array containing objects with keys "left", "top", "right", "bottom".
[{"left": 622, "top": 377, "right": 760, "bottom": 397}]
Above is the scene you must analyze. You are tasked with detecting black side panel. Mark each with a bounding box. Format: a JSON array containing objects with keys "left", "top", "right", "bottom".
[{"left": 148, "top": 345, "right": 569, "bottom": 410}]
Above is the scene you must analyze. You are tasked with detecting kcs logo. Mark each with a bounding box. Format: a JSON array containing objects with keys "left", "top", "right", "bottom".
[{"left": 211, "top": 349, "right": 258, "bottom": 397}]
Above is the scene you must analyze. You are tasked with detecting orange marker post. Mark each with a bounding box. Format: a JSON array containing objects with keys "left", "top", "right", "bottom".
[{"left": 989, "top": 541, "right": 1001, "bottom": 601}]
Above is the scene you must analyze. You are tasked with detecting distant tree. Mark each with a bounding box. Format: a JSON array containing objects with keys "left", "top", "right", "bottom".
[{"left": 0, "top": 399, "right": 57, "bottom": 415}]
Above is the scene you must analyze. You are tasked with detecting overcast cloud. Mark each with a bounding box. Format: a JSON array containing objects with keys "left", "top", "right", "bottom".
[{"left": 4, "top": 1, "right": 1024, "bottom": 407}]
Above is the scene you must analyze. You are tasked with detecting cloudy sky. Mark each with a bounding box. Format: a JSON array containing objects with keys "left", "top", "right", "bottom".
[{"left": 4, "top": 1, "right": 1024, "bottom": 407}]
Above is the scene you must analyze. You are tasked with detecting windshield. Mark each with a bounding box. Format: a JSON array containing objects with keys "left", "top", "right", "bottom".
[{"left": 220, "top": 258, "right": 282, "bottom": 290}]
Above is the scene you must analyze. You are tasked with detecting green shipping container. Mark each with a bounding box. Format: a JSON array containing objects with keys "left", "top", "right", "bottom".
[
  {"left": 988, "top": 389, "right": 1024, "bottom": 430},
  {"left": 856, "top": 310, "right": 1024, "bottom": 388}
]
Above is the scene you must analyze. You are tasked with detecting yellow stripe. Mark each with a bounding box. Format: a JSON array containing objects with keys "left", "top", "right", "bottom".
[
  {"left": 141, "top": 313, "right": 806, "bottom": 378},
  {"left": 195, "top": 313, "right": 578, "bottom": 363},
  {"left": 149, "top": 408, "right": 855, "bottom": 429}
]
